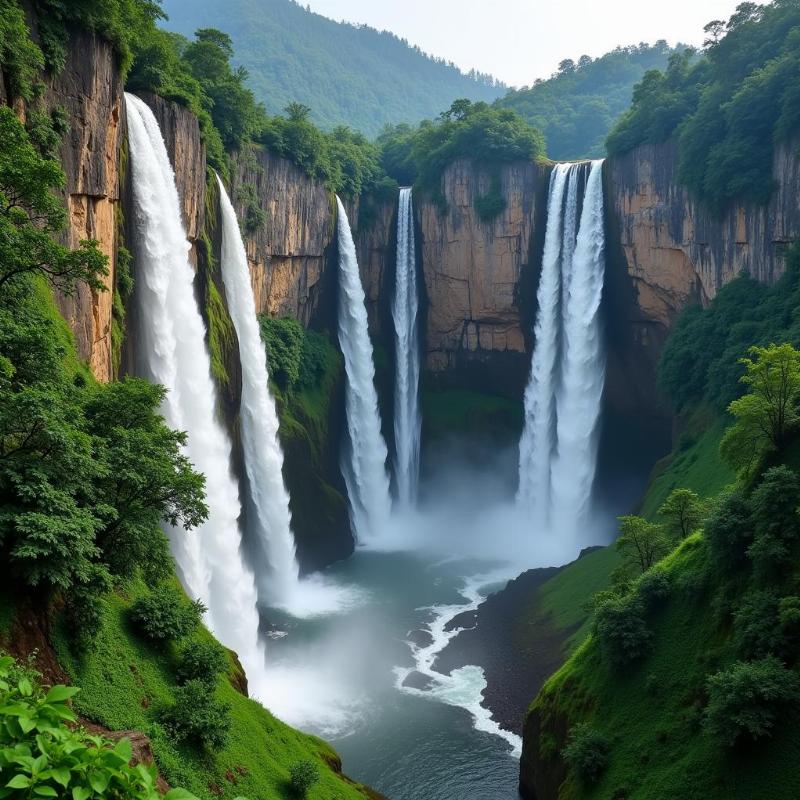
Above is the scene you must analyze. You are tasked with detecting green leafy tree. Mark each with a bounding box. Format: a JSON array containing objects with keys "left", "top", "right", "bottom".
[
  {"left": 747, "top": 465, "right": 800, "bottom": 575},
  {"left": 721, "top": 344, "right": 800, "bottom": 470},
  {"left": 658, "top": 488, "right": 707, "bottom": 540},
  {"left": 704, "top": 489, "right": 753, "bottom": 572},
  {"left": 705, "top": 656, "right": 800, "bottom": 746},
  {"left": 593, "top": 592, "right": 652, "bottom": 667},
  {"left": 0, "top": 107, "right": 107, "bottom": 294},
  {"left": 616, "top": 515, "right": 671, "bottom": 576},
  {"left": 130, "top": 585, "right": 205, "bottom": 643}
]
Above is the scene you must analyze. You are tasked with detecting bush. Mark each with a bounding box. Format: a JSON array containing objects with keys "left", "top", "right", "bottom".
[
  {"left": 288, "top": 759, "right": 320, "bottom": 798},
  {"left": 636, "top": 566, "right": 671, "bottom": 608},
  {"left": 704, "top": 490, "right": 753, "bottom": 572},
  {"left": 733, "top": 591, "right": 783, "bottom": 659},
  {"left": 594, "top": 593, "right": 652, "bottom": 667},
  {"left": 130, "top": 585, "right": 205, "bottom": 642},
  {"left": 176, "top": 639, "right": 229, "bottom": 687},
  {"left": 704, "top": 657, "right": 800, "bottom": 746},
  {"left": 0, "top": 654, "right": 197, "bottom": 800},
  {"left": 748, "top": 466, "right": 800, "bottom": 576},
  {"left": 562, "top": 723, "right": 610, "bottom": 783},
  {"left": 159, "top": 679, "right": 231, "bottom": 751}
]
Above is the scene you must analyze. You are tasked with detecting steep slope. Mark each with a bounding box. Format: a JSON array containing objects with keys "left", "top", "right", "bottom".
[
  {"left": 496, "top": 43, "right": 676, "bottom": 160},
  {"left": 159, "top": 0, "right": 505, "bottom": 137}
]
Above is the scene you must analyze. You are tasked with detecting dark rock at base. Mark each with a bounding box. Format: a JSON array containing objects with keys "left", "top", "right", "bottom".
[
  {"left": 402, "top": 671, "right": 435, "bottom": 691},
  {"left": 436, "top": 548, "right": 602, "bottom": 734}
]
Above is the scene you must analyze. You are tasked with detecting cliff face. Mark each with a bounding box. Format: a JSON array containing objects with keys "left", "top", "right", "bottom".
[
  {"left": 46, "top": 31, "right": 123, "bottom": 383},
  {"left": 608, "top": 136, "right": 800, "bottom": 328},
  {"left": 417, "top": 159, "right": 549, "bottom": 396}
]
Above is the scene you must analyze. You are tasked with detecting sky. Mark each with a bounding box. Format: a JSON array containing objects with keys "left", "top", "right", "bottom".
[{"left": 303, "top": 0, "right": 761, "bottom": 87}]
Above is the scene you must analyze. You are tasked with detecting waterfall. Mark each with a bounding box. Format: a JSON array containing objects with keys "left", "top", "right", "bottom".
[
  {"left": 335, "top": 197, "right": 392, "bottom": 541},
  {"left": 517, "top": 159, "right": 606, "bottom": 538},
  {"left": 124, "top": 93, "right": 266, "bottom": 688},
  {"left": 215, "top": 174, "right": 300, "bottom": 605},
  {"left": 392, "top": 188, "right": 421, "bottom": 507}
]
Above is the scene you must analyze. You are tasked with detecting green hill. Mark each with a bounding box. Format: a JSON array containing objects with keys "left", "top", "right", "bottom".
[
  {"left": 158, "top": 0, "right": 505, "bottom": 137},
  {"left": 496, "top": 43, "right": 676, "bottom": 160}
]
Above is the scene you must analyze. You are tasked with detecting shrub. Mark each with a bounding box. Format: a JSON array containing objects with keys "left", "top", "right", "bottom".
[
  {"left": 176, "top": 639, "right": 229, "bottom": 687},
  {"left": 288, "top": 759, "right": 321, "bottom": 798},
  {"left": 748, "top": 466, "right": 800, "bottom": 576},
  {"left": 704, "top": 657, "right": 800, "bottom": 746},
  {"left": 0, "top": 654, "right": 197, "bottom": 800},
  {"left": 594, "top": 593, "right": 652, "bottom": 667},
  {"left": 636, "top": 566, "right": 671, "bottom": 608},
  {"left": 704, "top": 490, "right": 752, "bottom": 572},
  {"left": 562, "top": 723, "right": 610, "bottom": 783},
  {"left": 159, "top": 679, "right": 231, "bottom": 751},
  {"left": 733, "top": 590, "right": 783, "bottom": 659},
  {"left": 130, "top": 585, "right": 205, "bottom": 643}
]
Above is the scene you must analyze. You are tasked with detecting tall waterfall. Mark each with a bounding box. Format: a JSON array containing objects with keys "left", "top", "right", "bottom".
[
  {"left": 216, "top": 174, "right": 300, "bottom": 604},
  {"left": 392, "top": 188, "right": 421, "bottom": 507},
  {"left": 124, "top": 93, "right": 266, "bottom": 687},
  {"left": 335, "top": 197, "right": 392, "bottom": 541},
  {"left": 517, "top": 159, "right": 606, "bottom": 537}
]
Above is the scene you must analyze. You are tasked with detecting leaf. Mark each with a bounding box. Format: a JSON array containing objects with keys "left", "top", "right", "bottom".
[
  {"left": 6, "top": 775, "right": 31, "bottom": 789},
  {"left": 72, "top": 787, "right": 90, "bottom": 800},
  {"left": 164, "top": 789, "right": 200, "bottom": 800},
  {"left": 50, "top": 768, "right": 70, "bottom": 788},
  {"left": 0, "top": 656, "right": 14, "bottom": 672},
  {"left": 34, "top": 786, "right": 58, "bottom": 797},
  {"left": 44, "top": 686, "right": 80, "bottom": 704},
  {"left": 17, "top": 679, "right": 33, "bottom": 697},
  {"left": 88, "top": 771, "right": 109, "bottom": 794},
  {"left": 112, "top": 738, "right": 132, "bottom": 762},
  {"left": 18, "top": 716, "right": 36, "bottom": 734}
]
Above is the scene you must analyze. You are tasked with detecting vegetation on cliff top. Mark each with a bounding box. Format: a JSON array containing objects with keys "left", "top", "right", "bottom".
[
  {"left": 606, "top": 0, "right": 800, "bottom": 209},
  {"left": 497, "top": 42, "right": 676, "bottom": 160}
]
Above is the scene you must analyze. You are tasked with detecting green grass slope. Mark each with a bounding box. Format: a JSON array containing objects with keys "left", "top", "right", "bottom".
[
  {"left": 49, "top": 579, "right": 377, "bottom": 800},
  {"left": 159, "top": 0, "right": 504, "bottom": 137}
]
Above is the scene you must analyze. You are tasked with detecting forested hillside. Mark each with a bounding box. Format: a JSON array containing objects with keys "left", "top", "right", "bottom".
[
  {"left": 158, "top": 0, "right": 505, "bottom": 137},
  {"left": 496, "top": 43, "right": 676, "bottom": 160}
]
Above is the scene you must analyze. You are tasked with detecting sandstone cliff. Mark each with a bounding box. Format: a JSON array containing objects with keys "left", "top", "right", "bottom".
[
  {"left": 417, "top": 159, "right": 549, "bottom": 396},
  {"left": 46, "top": 31, "right": 123, "bottom": 383}
]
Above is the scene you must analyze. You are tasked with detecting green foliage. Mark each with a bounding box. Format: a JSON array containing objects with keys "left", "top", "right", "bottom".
[
  {"left": 0, "top": 654, "right": 198, "bottom": 800},
  {"left": 473, "top": 173, "right": 506, "bottom": 222},
  {"left": 704, "top": 489, "right": 753, "bottom": 573},
  {"left": 159, "top": 0, "right": 505, "bottom": 139},
  {"left": 562, "top": 724, "right": 610, "bottom": 783},
  {"left": 607, "top": 0, "right": 800, "bottom": 208},
  {"left": 0, "top": 0, "right": 45, "bottom": 100},
  {"left": 721, "top": 344, "right": 800, "bottom": 471},
  {"left": 378, "top": 99, "right": 545, "bottom": 193},
  {"left": 593, "top": 591, "right": 652, "bottom": 667},
  {"left": 175, "top": 639, "right": 228, "bottom": 687},
  {"left": 704, "top": 657, "right": 800, "bottom": 746},
  {"left": 498, "top": 42, "right": 676, "bottom": 160},
  {"left": 129, "top": 585, "right": 205, "bottom": 643},
  {"left": 0, "top": 107, "right": 108, "bottom": 295},
  {"left": 659, "top": 244, "right": 800, "bottom": 414},
  {"left": 747, "top": 465, "right": 800, "bottom": 576},
  {"left": 615, "top": 515, "right": 670, "bottom": 577},
  {"left": 158, "top": 679, "right": 231, "bottom": 751},
  {"left": 657, "top": 488, "right": 707, "bottom": 540},
  {"left": 288, "top": 759, "right": 320, "bottom": 798}
]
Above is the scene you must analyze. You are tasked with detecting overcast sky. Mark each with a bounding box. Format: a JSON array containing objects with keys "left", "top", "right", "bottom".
[{"left": 304, "top": 0, "right": 760, "bottom": 87}]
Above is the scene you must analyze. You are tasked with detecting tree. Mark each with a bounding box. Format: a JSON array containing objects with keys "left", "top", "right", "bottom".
[
  {"left": 658, "top": 488, "right": 707, "bottom": 540},
  {"left": 0, "top": 107, "right": 107, "bottom": 294},
  {"left": 562, "top": 724, "right": 610, "bottom": 782},
  {"left": 747, "top": 465, "right": 800, "bottom": 574},
  {"left": 721, "top": 344, "right": 800, "bottom": 470},
  {"left": 616, "top": 515, "right": 670, "bottom": 576}
]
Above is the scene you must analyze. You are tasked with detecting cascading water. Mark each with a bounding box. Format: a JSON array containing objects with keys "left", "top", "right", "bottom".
[
  {"left": 215, "top": 174, "right": 300, "bottom": 605},
  {"left": 517, "top": 159, "right": 606, "bottom": 537},
  {"left": 335, "top": 197, "right": 392, "bottom": 541},
  {"left": 391, "top": 188, "right": 421, "bottom": 507},
  {"left": 125, "top": 93, "right": 266, "bottom": 689}
]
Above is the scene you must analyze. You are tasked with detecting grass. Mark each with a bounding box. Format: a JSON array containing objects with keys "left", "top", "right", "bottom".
[
  {"left": 531, "top": 538, "right": 800, "bottom": 800},
  {"left": 51, "top": 578, "right": 375, "bottom": 800}
]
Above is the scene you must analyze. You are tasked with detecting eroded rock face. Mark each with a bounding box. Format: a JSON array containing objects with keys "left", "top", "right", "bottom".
[
  {"left": 230, "top": 150, "right": 335, "bottom": 327},
  {"left": 46, "top": 31, "right": 123, "bottom": 383},
  {"left": 608, "top": 136, "right": 800, "bottom": 328},
  {"left": 417, "top": 159, "right": 549, "bottom": 394}
]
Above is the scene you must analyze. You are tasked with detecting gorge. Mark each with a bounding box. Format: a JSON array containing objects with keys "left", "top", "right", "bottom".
[{"left": 2, "top": 3, "right": 800, "bottom": 799}]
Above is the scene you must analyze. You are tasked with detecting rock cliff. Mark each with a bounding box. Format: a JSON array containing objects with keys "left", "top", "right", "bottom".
[
  {"left": 417, "top": 159, "right": 549, "bottom": 396},
  {"left": 46, "top": 30, "right": 123, "bottom": 383}
]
